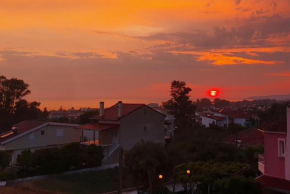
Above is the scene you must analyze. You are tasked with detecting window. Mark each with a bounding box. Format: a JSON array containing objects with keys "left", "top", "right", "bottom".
[
  {"left": 29, "top": 133, "right": 35, "bottom": 140},
  {"left": 56, "top": 129, "right": 64, "bottom": 137},
  {"left": 41, "top": 131, "right": 45, "bottom": 135},
  {"left": 278, "top": 139, "right": 285, "bottom": 157}
]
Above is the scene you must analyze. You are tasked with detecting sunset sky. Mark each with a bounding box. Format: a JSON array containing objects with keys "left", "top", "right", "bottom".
[{"left": 1, "top": 0, "right": 290, "bottom": 110}]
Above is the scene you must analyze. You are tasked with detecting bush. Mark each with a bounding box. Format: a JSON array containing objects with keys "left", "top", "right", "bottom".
[
  {"left": 0, "top": 167, "right": 18, "bottom": 181},
  {"left": 0, "top": 151, "right": 11, "bottom": 171},
  {"left": 17, "top": 149, "right": 33, "bottom": 170},
  {"left": 84, "top": 144, "right": 104, "bottom": 168},
  {"left": 16, "top": 143, "right": 104, "bottom": 176},
  {"left": 213, "top": 176, "right": 260, "bottom": 194}
]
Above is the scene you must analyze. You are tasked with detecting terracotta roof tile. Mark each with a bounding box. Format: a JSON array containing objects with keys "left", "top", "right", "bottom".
[
  {"left": 223, "top": 128, "right": 264, "bottom": 147},
  {"left": 256, "top": 175, "right": 290, "bottom": 191},
  {"left": 202, "top": 115, "right": 227, "bottom": 121},
  {"left": 91, "top": 103, "right": 164, "bottom": 120},
  {"left": 75, "top": 123, "right": 119, "bottom": 131},
  {"left": 260, "top": 118, "right": 287, "bottom": 133},
  {"left": 0, "top": 120, "right": 46, "bottom": 143}
]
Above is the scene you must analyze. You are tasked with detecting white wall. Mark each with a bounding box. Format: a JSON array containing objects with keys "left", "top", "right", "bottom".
[
  {"left": 234, "top": 118, "right": 246, "bottom": 127},
  {"left": 202, "top": 116, "right": 215, "bottom": 127}
]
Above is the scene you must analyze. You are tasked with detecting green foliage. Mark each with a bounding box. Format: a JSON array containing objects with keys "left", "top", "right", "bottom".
[
  {"left": 0, "top": 167, "right": 18, "bottom": 181},
  {"left": 175, "top": 162, "right": 249, "bottom": 194},
  {"left": 84, "top": 144, "right": 104, "bottom": 167},
  {"left": 258, "top": 101, "right": 289, "bottom": 123},
  {"left": 0, "top": 151, "right": 11, "bottom": 171},
  {"left": 213, "top": 176, "right": 260, "bottom": 194},
  {"left": 17, "top": 149, "right": 33, "bottom": 170},
  {"left": 16, "top": 143, "right": 103, "bottom": 176},
  {"left": 79, "top": 110, "right": 99, "bottom": 124},
  {"left": 125, "top": 142, "right": 172, "bottom": 191},
  {"left": 162, "top": 80, "right": 196, "bottom": 130},
  {"left": 195, "top": 98, "right": 212, "bottom": 108},
  {"left": 0, "top": 75, "right": 48, "bottom": 131},
  {"left": 213, "top": 98, "right": 230, "bottom": 108}
]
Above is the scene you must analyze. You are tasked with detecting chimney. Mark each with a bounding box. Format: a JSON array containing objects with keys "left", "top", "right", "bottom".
[
  {"left": 99, "top": 102, "right": 104, "bottom": 117},
  {"left": 118, "top": 101, "right": 123, "bottom": 117}
]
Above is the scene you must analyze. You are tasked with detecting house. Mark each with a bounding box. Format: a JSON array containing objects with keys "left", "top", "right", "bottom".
[
  {"left": 147, "top": 103, "right": 175, "bottom": 139},
  {"left": 218, "top": 108, "right": 254, "bottom": 127},
  {"left": 223, "top": 128, "right": 264, "bottom": 147},
  {"left": 201, "top": 115, "right": 229, "bottom": 128},
  {"left": 76, "top": 101, "right": 165, "bottom": 164},
  {"left": 256, "top": 104, "right": 290, "bottom": 193},
  {"left": 0, "top": 121, "right": 81, "bottom": 164}
]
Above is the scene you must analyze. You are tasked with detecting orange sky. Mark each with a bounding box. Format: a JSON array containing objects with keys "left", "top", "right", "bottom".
[{"left": 1, "top": 0, "right": 290, "bottom": 110}]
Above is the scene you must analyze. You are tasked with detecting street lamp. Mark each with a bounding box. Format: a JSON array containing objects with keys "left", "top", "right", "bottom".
[
  {"left": 159, "top": 174, "right": 163, "bottom": 179},
  {"left": 187, "top": 170, "right": 191, "bottom": 174}
]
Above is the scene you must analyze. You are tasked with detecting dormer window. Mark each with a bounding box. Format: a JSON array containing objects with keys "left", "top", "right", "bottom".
[{"left": 278, "top": 139, "right": 285, "bottom": 157}]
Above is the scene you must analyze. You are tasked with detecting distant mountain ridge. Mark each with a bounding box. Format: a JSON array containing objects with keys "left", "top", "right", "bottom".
[{"left": 247, "top": 93, "right": 290, "bottom": 100}]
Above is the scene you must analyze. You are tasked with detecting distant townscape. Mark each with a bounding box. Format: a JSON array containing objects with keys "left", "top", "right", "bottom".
[{"left": 0, "top": 77, "right": 290, "bottom": 194}]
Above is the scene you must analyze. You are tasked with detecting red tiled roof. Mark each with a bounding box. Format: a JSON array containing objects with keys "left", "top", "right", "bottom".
[
  {"left": 260, "top": 118, "right": 287, "bottom": 133},
  {"left": 223, "top": 128, "right": 264, "bottom": 147},
  {"left": 256, "top": 175, "right": 290, "bottom": 191},
  {"left": 202, "top": 115, "right": 227, "bottom": 121},
  {"left": 234, "top": 110, "right": 253, "bottom": 119},
  {"left": 0, "top": 120, "right": 46, "bottom": 143},
  {"left": 219, "top": 108, "right": 252, "bottom": 119},
  {"left": 75, "top": 123, "right": 119, "bottom": 131},
  {"left": 91, "top": 103, "right": 164, "bottom": 120}
]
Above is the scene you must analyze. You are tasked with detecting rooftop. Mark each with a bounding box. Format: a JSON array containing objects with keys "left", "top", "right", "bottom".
[
  {"left": 259, "top": 118, "right": 287, "bottom": 133},
  {"left": 202, "top": 115, "right": 227, "bottom": 121},
  {"left": 0, "top": 120, "right": 46, "bottom": 143},
  {"left": 91, "top": 103, "right": 164, "bottom": 121},
  {"left": 75, "top": 123, "right": 119, "bottom": 132},
  {"left": 223, "top": 128, "right": 264, "bottom": 147},
  {"left": 256, "top": 175, "right": 290, "bottom": 192}
]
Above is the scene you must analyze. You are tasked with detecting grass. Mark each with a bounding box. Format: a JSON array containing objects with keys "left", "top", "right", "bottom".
[{"left": 23, "top": 167, "right": 135, "bottom": 194}]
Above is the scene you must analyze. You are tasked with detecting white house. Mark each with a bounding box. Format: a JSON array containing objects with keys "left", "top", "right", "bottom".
[
  {"left": 0, "top": 121, "right": 81, "bottom": 164},
  {"left": 201, "top": 115, "right": 229, "bottom": 128}
]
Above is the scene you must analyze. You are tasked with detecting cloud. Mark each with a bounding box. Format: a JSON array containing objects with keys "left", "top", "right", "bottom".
[
  {"left": 266, "top": 72, "right": 290, "bottom": 77},
  {"left": 235, "top": 0, "right": 242, "bottom": 6},
  {"left": 136, "top": 15, "right": 290, "bottom": 51}
]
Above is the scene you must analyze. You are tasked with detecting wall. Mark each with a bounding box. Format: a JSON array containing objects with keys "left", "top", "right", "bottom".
[
  {"left": 286, "top": 104, "right": 290, "bottom": 180},
  {"left": 234, "top": 118, "right": 246, "bottom": 127},
  {"left": 119, "top": 106, "right": 165, "bottom": 151},
  {"left": 264, "top": 132, "right": 286, "bottom": 178}
]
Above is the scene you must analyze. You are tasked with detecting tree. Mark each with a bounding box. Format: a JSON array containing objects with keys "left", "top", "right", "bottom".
[
  {"left": 0, "top": 151, "right": 11, "bottom": 171},
  {"left": 163, "top": 80, "right": 196, "bottom": 130},
  {"left": 14, "top": 100, "right": 44, "bottom": 123},
  {"left": 214, "top": 98, "right": 230, "bottom": 108},
  {"left": 79, "top": 110, "right": 99, "bottom": 124},
  {"left": 213, "top": 176, "right": 260, "bottom": 194},
  {"left": 195, "top": 98, "right": 212, "bottom": 108},
  {"left": 0, "top": 76, "right": 31, "bottom": 130},
  {"left": 124, "top": 142, "right": 171, "bottom": 193}
]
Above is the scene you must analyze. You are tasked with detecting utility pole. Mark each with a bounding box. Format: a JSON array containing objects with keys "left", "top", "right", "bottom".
[{"left": 118, "top": 147, "right": 123, "bottom": 194}]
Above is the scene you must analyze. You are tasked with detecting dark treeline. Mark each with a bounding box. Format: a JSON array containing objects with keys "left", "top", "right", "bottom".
[{"left": 0, "top": 75, "right": 49, "bottom": 132}]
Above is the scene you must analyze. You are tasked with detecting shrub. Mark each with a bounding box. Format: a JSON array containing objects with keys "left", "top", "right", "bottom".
[
  {"left": 17, "top": 149, "right": 33, "bottom": 170},
  {"left": 0, "top": 151, "right": 11, "bottom": 171},
  {"left": 84, "top": 144, "right": 104, "bottom": 167}
]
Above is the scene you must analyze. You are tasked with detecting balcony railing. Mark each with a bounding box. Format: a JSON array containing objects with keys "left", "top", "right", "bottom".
[{"left": 258, "top": 154, "right": 265, "bottom": 174}]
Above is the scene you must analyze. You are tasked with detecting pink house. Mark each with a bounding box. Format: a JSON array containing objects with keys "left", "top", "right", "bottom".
[{"left": 257, "top": 105, "right": 290, "bottom": 193}]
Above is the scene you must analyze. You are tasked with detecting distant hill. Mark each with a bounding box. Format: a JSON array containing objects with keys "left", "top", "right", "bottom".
[{"left": 247, "top": 93, "right": 290, "bottom": 100}]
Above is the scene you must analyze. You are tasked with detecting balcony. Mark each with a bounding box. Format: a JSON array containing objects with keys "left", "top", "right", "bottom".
[{"left": 258, "top": 154, "right": 265, "bottom": 174}]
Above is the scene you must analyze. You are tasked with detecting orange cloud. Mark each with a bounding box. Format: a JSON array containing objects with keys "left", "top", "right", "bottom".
[{"left": 199, "top": 53, "right": 278, "bottom": 65}]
